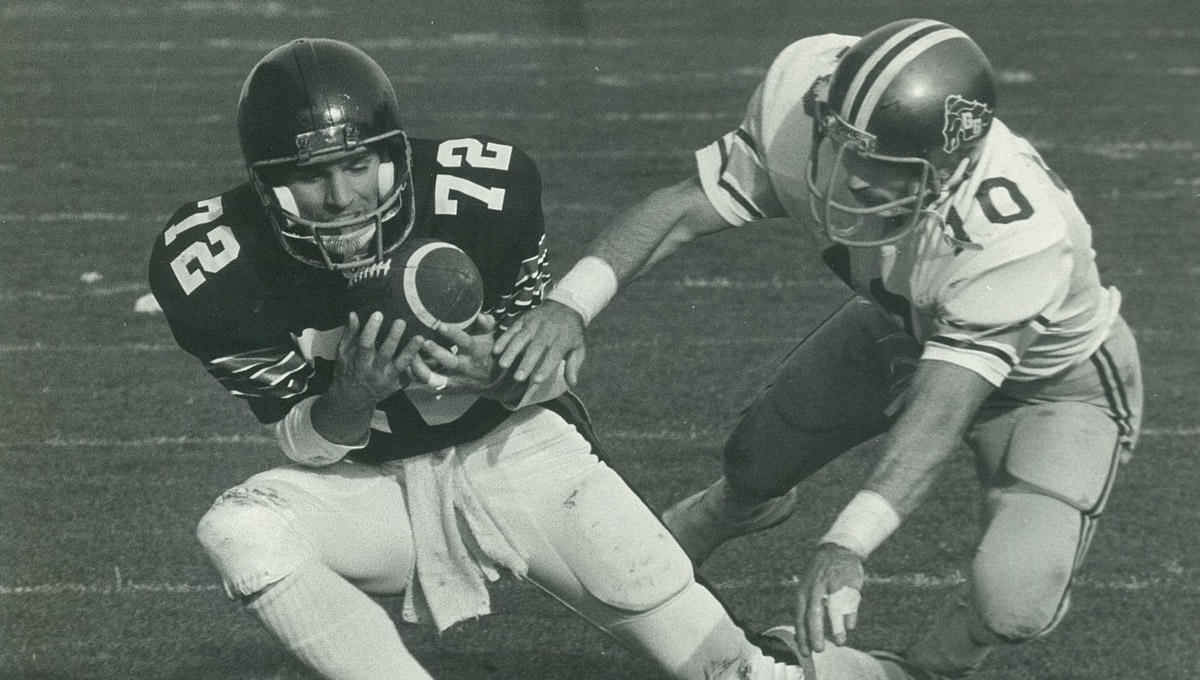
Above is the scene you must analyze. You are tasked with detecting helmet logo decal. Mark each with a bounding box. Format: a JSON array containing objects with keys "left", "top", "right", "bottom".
[{"left": 942, "top": 95, "right": 993, "bottom": 153}]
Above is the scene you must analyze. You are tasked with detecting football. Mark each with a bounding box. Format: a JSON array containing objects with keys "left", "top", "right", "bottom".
[{"left": 344, "top": 238, "right": 484, "bottom": 346}]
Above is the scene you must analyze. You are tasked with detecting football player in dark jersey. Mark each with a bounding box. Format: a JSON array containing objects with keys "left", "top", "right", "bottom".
[{"left": 148, "top": 38, "right": 809, "bottom": 680}]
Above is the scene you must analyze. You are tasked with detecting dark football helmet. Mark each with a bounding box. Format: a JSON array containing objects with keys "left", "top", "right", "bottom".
[
  {"left": 237, "top": 38, "right": 415, "bottom": 270},
  {"left": 806, "top": 19, "right": 997, "bottom": 246}
]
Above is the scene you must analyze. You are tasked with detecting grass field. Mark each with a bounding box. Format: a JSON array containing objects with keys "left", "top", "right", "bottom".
[{"left": 2, "top": 1, "right": 1198, "bottom": 678}]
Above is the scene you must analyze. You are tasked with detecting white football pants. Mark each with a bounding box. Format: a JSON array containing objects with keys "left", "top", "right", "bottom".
[{"left": 197, "top": 405, "right": 801, "bottom": 680}]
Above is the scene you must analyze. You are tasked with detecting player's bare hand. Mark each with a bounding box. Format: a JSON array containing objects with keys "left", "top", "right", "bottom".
[
  {"left": 328, "top": 311, "right": 423, "bottom": 408},
  {"left": 493, "top": 301, "right": 586, "bottom": 386},
  {"left": 411, "top": 313, "right": 500, "bottom": 393},
  {"left": 793, "top": 544, "right": 865, "bottom": 657}
]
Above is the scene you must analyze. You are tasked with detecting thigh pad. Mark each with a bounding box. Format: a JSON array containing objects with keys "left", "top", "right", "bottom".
[
  {"left": 553, "top": 466, "right": 693, "bottom": 611},
  {"left": 987, "top": 402, "right": 1121, "bottom": 513}
]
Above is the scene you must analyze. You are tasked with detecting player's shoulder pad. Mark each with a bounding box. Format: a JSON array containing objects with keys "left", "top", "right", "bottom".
[
  {"left": 950, "top": 122, "right": 1073, "bottom": 248},
  {"left": 148, "top": 185, "right": 272, "bottom": 333},
  {"left": 759, "top": 34, "right": 857, "bottom": 122},
  {"left": 771, "top": 33, "right": 858, "bottom": 69},
  {"left": 767, "top": 34, "right": 857, "bottom": 85}
]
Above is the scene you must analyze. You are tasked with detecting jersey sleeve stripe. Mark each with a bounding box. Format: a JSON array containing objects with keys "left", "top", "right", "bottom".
[
  {"left": 216, "top": 376, "right": 310, "bottom": 400},
  {"left": 926, "top": 335, "right": 1017, "bottom": 367},
  {"left": 208, "top": 347, "right": 315, "bottom": 400},
  {"left": 211, "top": 348, "right": 298, "bottom": 373},
  {"left": 246, "top": 352, "right": 306, "bottom": 383},
  {"left": 716, "top": 177, "right": 767, "bottom": 220},
  {"left": 258, "top": 361, "right": 312, "bottom": 388},
  {"left": 493, "top": 236, "right": 551, "bottom": 331},
  {"left": 714, "top": 131, "right": 769, "bottom": 220},
  {"left": 734, "top": 127, "right": 760, "bottom": 154}
]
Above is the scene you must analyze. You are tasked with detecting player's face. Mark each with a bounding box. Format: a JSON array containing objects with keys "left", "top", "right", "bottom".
[
  {"left": 281, "top": 149, "right": 384, "bottom": 256},
  {"left": 840, "top": 153, "right": 924, "bottom": 215},
  {"left": 808, "top": 142, "right": 933, "bottom": 247}
]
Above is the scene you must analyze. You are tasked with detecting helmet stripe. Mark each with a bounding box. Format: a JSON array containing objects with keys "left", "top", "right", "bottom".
[
  {"left": 840, "top": 20, "right": 946, "bottom": 121},
  {"left": 843, "top": 21, "right": 958, "bottom": 127},
  {"left": 854, "top": 29, "right": 970, "bottom": 131},
  {"left": 292, "top": 39, "right": 328, "bottom": 126}
]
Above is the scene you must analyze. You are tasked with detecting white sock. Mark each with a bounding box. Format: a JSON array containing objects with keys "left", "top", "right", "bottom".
[{"left": 247, "top": 561, "right": 432, "bottom": 680}]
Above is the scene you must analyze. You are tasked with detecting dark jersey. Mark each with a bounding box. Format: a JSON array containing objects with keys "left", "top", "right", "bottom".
[{"left": 149, "top": 136, "right": 555, "bottom": 462}]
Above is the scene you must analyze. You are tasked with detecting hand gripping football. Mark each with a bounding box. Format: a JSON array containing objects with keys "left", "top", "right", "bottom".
[{"left": 344, "top": 238, "right": 484, "bottom": 346}]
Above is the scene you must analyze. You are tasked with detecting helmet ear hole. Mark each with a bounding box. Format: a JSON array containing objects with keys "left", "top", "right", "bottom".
[
  {"left": 271, "top": 186, "right": 300, "bottom": 217},
  {"left": 377, "top": 160, "right": 395, "bottom": 196}
]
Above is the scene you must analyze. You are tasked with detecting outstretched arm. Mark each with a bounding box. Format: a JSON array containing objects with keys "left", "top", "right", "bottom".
[
  {"left": 591, "top": 175, "right": 732, "bottom": 284},
  {"left": 494, "top": 175, "right": 731, "bottom": 385},
  {"left": 793, "top": 358, "right": 996, "bottom": 656}
]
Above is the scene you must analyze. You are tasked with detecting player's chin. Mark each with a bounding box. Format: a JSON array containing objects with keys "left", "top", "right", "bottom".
[{"left": 324, "top": 223, "right": 377, "bottom": 256}]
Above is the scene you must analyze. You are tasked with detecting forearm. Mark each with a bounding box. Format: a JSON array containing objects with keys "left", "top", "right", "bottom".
[
  {"left": 587, "top": 189, "right": 693, "bottom": 285},
  {"left": 823, "top": 410, "right": 963, "bottom": 556},
  {"left": 310, "top": 385, "right": 376, "bottom": 446},
  {"left": 588, "top": 176, "right": 728, "bottom": 285},
  {"left": 822, "top": 360, "right": 994, "bottom": 557},
  {"left": 865, "top": 403, "right": 971, "bottom": 516},
  {"left": 865, "top": 360, "right": 992, "bottom": 515},
  {"left": 548, "top": 177, "right": 729, "bottom": 326},
  {"left": 273, "top": 394, "right": 371, "bottom": 467}
]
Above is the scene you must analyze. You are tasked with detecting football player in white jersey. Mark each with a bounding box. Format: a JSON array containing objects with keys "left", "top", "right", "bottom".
[
  {"left": 150, "top": 38, "right": 813, "bottom": 680},
  {"left": 496, "top": 19, "right": 1143, "bottom": 680}
]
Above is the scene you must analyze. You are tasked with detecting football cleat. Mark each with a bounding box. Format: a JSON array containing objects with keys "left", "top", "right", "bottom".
[{"left": 662, "top": 478, "right": 797, "bottom": 565}]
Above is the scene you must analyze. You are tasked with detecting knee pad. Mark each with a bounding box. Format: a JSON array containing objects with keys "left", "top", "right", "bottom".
[
  {"left": 196, "top": 485, "right": 318, "bottom": 598},
  {"left": 973, "top": 590, "right": 1070, "bottom": 644},
  {"left": 971, "top": 492, "right": 1079, "bottom": 642}
]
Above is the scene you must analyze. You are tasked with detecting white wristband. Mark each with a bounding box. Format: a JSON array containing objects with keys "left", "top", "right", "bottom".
[
  {"left": 820, "top": 490, "right": 901, "bottom": 559},
  {"left": 546, "top": 256, "right": 618, "bottom": 327}
]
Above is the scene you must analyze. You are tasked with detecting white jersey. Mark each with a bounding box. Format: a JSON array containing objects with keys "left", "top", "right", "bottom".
[{"left": 696, "top": 35, "right": 1119, "bottom": 386}]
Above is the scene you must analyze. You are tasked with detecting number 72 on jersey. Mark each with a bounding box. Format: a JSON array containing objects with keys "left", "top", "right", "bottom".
[{"left": 165, "top": 138, "right": 512, "bottom": 295}]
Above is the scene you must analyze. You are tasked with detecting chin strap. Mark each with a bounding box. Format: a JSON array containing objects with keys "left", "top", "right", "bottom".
[
  {"left": 272, "top": 185, "right": 302, "bottom": 218},
  {"left": 922, "top": 157, "right": 983, "bottom": 251}
]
